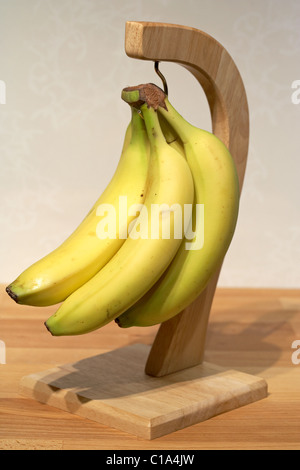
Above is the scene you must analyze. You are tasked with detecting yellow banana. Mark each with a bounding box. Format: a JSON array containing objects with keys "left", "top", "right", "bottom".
[
  {"left": 116, "top": 87, "right": 239, "bottom": 328},
  {"left": 45, "top": 86, "right": 194, "bottom": 336},
  {"left": 6, "top": 107, "right": 149, "bottom": 306},
  {"left": 159, "top": 113, "right": 185, "bottom": 158}
]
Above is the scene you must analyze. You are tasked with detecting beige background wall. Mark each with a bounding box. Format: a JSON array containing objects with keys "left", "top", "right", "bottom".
[{"left": 0, "top": 0, "right": 299, "bottom": 287}]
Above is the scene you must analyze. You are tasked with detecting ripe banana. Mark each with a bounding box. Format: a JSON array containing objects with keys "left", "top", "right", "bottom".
[
  {"left": 45, "top": 86, "right": 194, "bottom": 336},
  {"left": 159, "top": 113, "right": 185, "bottom": 158},
  {"left": 116, "top": 86, "right": 240, "bottom": 328},
  {"left": 6, "top": 107, "right": 149, "bottom": 306}
]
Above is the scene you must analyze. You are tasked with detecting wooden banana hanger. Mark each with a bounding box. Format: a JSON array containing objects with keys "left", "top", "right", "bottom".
[
  {"left": 20, "top": 22, "right": 268, "bottom": 440},
  {"left": 125, "top": 21, "right": 250, "bottom": 377}
]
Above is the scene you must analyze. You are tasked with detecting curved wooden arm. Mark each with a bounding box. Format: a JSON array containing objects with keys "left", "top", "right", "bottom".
[{"left": 125, "top": 21, "right": 249, "bottom": 376}]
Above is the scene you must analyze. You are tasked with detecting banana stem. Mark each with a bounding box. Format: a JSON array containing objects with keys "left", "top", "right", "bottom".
[
  {"left": 159, "top": 98, "right": 196, "bottom": 145},
  {"left": 121, "top": 84, "right": 167, "bottom": 150},
  {"left": 121, "top": 83, "right": 167, "bottom": 111},
  {"left": 121, "top": 83, "right": 194, "bottom": 146},
  {"left": 140, "top": 103, "right": 166, "bottom": 150},
  {"left": 129, "top": 106, "right": 147, "bottom": 146}
]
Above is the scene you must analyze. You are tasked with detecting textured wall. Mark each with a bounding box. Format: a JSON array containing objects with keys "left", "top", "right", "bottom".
[{"left": 0, "top": 0, "right": 299, "bottom": 287}]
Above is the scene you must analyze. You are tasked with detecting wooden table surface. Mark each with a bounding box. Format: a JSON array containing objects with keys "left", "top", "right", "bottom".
[{"left": 0, "top": 286, "right": 300, "bottom": 450}]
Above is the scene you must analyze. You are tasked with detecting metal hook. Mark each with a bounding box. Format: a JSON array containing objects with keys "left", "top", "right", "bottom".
[{"left": 155, "top": 61, "right": 168, "bottom": 96}]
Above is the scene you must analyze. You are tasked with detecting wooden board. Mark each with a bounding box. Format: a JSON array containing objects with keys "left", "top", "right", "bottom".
[
  {"left": 1, "top": 287, "right": 300, "bottom": 449},
  {"left": 19, "top": 343, "right": 267, "bottom": 440}
]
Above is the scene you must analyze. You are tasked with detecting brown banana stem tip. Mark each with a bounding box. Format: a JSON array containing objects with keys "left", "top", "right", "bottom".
[
  {"left": 122, "top": 83, "right": 168, "bottom": 111},
  {"left": 44, "top": 321, "right": 54, "bottom": 336},
  {"left": 5, "top": 286, "right": 18, "bottom": 303}
]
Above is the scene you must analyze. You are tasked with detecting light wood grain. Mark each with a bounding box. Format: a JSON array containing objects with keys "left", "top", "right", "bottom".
[
  {"left": 125, "top": 21, "right": 249, "bottom": 376},
  {"left": 1, "top": 286, "right": 300, "bottom": 449},
  {"left": 18, "top": 344, "right": 267, "bottom": 440}
]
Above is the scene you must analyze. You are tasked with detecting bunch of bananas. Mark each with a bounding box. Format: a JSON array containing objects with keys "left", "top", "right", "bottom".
[{"left": 6, "top": 83, "right": 239, "bottom": 335}]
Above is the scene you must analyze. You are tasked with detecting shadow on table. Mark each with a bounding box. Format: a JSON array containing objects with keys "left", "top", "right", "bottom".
[{"left": 204, "top": 300, "right": 299, "bottom": 373}]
